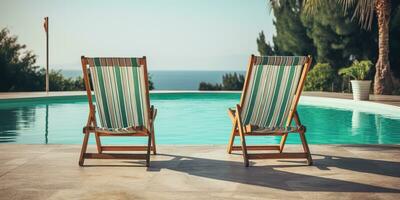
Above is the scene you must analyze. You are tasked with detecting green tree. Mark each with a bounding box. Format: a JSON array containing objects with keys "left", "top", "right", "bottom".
[
  {"left": 0, "top": 28, "right": 42, "bottom": 91},
  {"left": 389, "top": 3, "right": 400, "bottom": 79},
  {"left": 257, "top": 31, "right": 275, "bottom": 55},
  {"left": 148, "top": 74, "right": 154, "bottom": 90},
  {"left": 270, "top": 0, "right": 315, "bottom": 56},
  {"left": 199, "top": 82, "right": 222, "bottom": 90},
  {"left": 303, "top": 0, "right": 397, "bottom": 94},
  {"left": 300, "top": 0, "right": 377, "bottom": 69},
  {"left": 264, "top": 0, "right": 376, "bottom": 69},
  {"left": 43, "top": 69, "right": 84, "bottom": 91},
  {"left": 222, "top": 73, "right": 245, "bottom": 90},
  {"left": 199, "top": 73, "right": 244, "bottom": 91},
  {"left": 1, "top": 28, "right": 154, "bottom": 91},
  {"left": 263, "top": 0, "right": 400, "bottom": 93}
]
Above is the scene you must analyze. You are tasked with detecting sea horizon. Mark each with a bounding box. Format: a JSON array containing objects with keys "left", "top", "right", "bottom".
[{"left": 61, "top": 69, "right": 246, "bottom": 90}]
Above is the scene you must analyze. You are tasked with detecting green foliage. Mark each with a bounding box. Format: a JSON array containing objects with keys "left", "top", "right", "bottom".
[
  {"left": 46, "top": 69, "right": 84, "bottom": 91},
  {"left": 263, "top": 0, "right": 400, "bottom": 80},
  {"left": 148, "top": 74, "right": 154, "bottom": 90},
  {"left": 257, "top": 31, "right": 275, "bottom": 55},
  {"left": 390, "top": 2, "right": 400, "bottom": 78},
  {"left": 304, "top": 63, "right": 335, "bottom": 91},
  {"left": 199, "top": 73, "right": 244, "bottom": 91},
  {"left": 259, "top": 0, "right": 400, "bottom": 92},
  {"left": 222, "top": 72, "right": 245, "bottom": 90},
  {"left": 393, "top": 88, "right": 400, "bottom": 95},
  {"left": 198, "top": 82, "right": 222, "bottom": 90},
  {"left": 0, "top": 27, "right": 154, "bottom": 91},
  {"left": 0, "top": 28, "right": 42, "bottom": 91},
  {"left": 300, "top": 0, "right": 400, "bottom": 94},
  {"left": 0, "top": 28, "right": 85, "bottom": 92},
  {"left": 271, "top": 0, "right": 315, "bottom": 56},
  {"left": 338, "top": 60, "right": 373, "bottom": 80},
  {"left": 300, "top": 0, "right": 376, "bottom": 69},
  {"left": 267, "top": 0, "right": 377, "bottom": 70}
]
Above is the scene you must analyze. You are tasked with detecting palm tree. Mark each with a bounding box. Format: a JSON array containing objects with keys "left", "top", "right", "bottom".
[{"left": 300, "top": 0, "right": 394, "bottom": 94}]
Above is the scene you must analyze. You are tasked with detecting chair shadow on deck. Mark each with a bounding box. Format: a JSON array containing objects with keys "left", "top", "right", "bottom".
[{"left": 141, "top": 152, "right": 400, "bottom": 193}]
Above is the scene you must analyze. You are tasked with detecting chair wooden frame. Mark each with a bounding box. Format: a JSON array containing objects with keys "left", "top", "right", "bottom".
[
  {"left": 79, "top": 56, "right": 157, "bottom": 167},
  {"left": 227, "top": 55, "right": 313, "bottom": 167}
]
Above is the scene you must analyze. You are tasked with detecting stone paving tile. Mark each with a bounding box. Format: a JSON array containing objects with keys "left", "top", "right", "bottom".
[{"left": 0, "top": 144, "right": 399, "bottom": 200}]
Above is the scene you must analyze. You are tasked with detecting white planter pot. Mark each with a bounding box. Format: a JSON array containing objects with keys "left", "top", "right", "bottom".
[{"left": 351, "top": 80, "right": 371, "bottom": 101}]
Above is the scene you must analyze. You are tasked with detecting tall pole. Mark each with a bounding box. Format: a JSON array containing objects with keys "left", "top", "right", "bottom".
[{"left": 44, "top": 17, "right": 49, "bottom": 93}]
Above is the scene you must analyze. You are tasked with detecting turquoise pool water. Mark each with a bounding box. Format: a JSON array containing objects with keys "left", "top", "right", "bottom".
[{"left": 0, "top": 93, "right": 399, "bottom": 144}]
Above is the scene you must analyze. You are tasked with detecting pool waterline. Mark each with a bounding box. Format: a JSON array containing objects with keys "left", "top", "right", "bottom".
[{"left": 0, "top": 93, "right": 399, "bottom": 145}]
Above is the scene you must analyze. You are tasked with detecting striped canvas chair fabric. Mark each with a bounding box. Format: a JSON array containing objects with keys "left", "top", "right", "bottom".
[
  {"left": 240, "top": 56, "right": 308, "bottom": 130},
  {"left": 87, "top": 57, "right": 150, "bottom": 131}
]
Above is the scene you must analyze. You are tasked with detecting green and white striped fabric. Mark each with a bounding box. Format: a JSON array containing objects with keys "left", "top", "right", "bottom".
[
  {"left": 241, "top": 56, "right": 307, "bottom": 128},
  {"left": 87, "top": 57, "right": 149, "bottom": 130}
]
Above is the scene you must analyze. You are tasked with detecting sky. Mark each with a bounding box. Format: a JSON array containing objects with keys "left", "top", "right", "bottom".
[{"left": 0, "top": 0, "right": 275, "bottom": 71}]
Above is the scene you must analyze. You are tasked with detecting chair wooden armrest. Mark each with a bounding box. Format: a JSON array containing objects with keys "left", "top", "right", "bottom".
[{"left": 227, "top": 107, "right": 236, "bottom": 122}]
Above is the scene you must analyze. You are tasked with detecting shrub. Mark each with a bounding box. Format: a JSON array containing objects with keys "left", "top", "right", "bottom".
[
  {"left": 222, "top": 72, "right": 245, "bottom": 90},
  {"left": 148, "top": 73, "right": 154, "bottom": 90},
  {"left": 199, "top": 82, "right": 222, "bottom": 90},
  {"left": 304, "top": 63, "right": 335, "bottom": 91},
  {"left": 44, "top": 69, "right": 85, "bottom": 91},
  {"left": 198, "top": 72, "right": 244, "bottom": 91},
  {"left": 338, "top": 60, "right": 373, "bottom": 80}
]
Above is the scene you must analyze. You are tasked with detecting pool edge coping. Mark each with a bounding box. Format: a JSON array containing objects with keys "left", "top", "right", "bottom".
[{"left": 1, "top": 91, "right": 400, "bottom": 109}]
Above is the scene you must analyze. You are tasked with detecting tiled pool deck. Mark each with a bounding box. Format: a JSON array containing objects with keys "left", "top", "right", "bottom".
[
  {"left": 0, "top": 91, "right": 400, "bottom": 199},
  {"left": 0, "top": 145, "right": 399, "bottom": 199}
]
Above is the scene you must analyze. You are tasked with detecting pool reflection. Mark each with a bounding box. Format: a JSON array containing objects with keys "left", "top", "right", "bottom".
[
  {"left": 0, "top": 106, "right": 37, "bottom": 143},
  {"left": 0, "top": 94, "right": 399, "bottom": 144}
]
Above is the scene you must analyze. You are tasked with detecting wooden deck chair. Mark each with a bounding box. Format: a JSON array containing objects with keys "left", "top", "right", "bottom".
[
  {"left": 79, "top": 56, "right": 156, "bottom": 167},
  {"left": 227, "top": 55, "right": 313, "bottom": 167}
]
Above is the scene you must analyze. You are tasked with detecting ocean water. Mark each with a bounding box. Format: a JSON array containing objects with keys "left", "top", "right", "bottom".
[{"left": 61, "top": 70, "right": 245, "bottom": 90}]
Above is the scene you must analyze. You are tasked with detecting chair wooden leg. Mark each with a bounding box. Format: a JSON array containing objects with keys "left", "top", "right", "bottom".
[
  {"left": 238, "top": 129, "right": 249, "bottom": 167},
  {"left": 235, "top": 105, "right": 249, "bottom": 167},
  {"left": 299, "top": 128, "right": 313, "bottom": 165},
  {"left": 79, "top": 132, "right": 90, "bottom": 166},
  {"left": 236, "top": 122, "right": 249, "bottom": 167},
  {"left": 227, "top": 121, "right": 237, "bottom": 154},
  {"left": 146, "top": 134, "right": 152, "bottom": 167},
  {"left": 95, "top": 133, "right": 102, "bottom": 154},
  {"left": 151, "top": 128, "right": 156, "bottom": 155},
  {"left": 279, "top": 133, "right": 288, "bottom": 153}
]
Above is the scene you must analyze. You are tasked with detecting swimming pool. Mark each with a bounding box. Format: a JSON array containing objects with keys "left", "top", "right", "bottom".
[{"left": 0, "top": 93, "right": 399, "bottom": 144}]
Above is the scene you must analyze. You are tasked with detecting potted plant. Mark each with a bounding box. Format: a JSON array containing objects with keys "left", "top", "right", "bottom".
[{"left": 339, "top": 60, "right": 373, "bottom": 101}]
